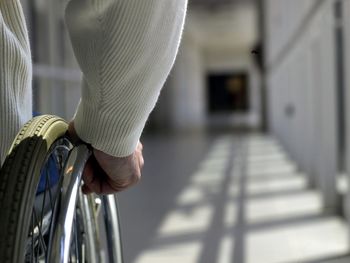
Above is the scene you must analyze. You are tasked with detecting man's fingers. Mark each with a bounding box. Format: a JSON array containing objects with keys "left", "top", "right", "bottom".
[
  {"left": 82, "top": 155, "right": 125, "bottom": 194},
  {"left": 137, "top": 141, "right": 143, "bottom": 151},
  {"left": 82, "top": 161, "right": 94, "bottom": 185},
  {"left": 82, "top": 184, "right": 93, "bottom": 194},
  {"left": 82, "top": 156, "right": 106, "bottom": 194},
  {"left": 137, "top": 153, "right": 144, "bottom": 169},
  {"left": 136, "top": 141, "right": 144, "bottom": 169},
  {"left": 81, "top": 143, "right": 145, "bottom": 195}
]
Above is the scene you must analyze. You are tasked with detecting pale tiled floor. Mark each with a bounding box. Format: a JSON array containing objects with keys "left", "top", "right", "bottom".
[{"left": 118, "top": 133, "right": 350, "bottom": 263}]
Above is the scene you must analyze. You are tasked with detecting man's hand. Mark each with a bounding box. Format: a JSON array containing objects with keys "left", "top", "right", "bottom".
[{"left": 68, "top": 122, "right": 144, "bottom": 194}]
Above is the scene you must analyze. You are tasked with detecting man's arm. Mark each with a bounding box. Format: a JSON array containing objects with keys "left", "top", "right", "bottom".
[{"left": 65, "top": 0, "right": 188, "bottom": 193}]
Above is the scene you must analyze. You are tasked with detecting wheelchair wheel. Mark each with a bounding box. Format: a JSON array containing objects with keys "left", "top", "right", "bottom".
[{"left": 0, "top": 115, "right": 123, "bottom": 262}]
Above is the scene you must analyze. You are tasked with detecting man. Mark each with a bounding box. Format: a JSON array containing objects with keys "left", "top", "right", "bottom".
[{"left": 0, "top": 0, "right": 188, "bottom": 194}]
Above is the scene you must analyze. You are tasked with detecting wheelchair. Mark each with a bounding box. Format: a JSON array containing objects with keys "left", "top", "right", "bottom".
[{"left": 0, "top": 115, "right": 123, "bottom": 263}]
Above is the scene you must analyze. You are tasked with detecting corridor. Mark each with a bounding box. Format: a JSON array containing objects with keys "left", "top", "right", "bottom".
[
  {"left": 17, "top": 0, "right": 350, "bottom": 261},
  {"left": 118, "top": 133, "right": 350, "bottom": 263}
]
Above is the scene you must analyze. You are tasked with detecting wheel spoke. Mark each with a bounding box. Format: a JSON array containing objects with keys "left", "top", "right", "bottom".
[
  {"left": 46, "top": 161, "right": 54, "bottom": 212},
  {"left": 74, "top": 216, "right": 78, "bottom": 262},
  {"left": 32, "top": 208, "right": 47, "bottom": 254},
  {"left": 39, "top": 165, "right": 49, "bottom": 234},
  {"left": 31, "top": 213, "right": 35, "bottom": 262}
]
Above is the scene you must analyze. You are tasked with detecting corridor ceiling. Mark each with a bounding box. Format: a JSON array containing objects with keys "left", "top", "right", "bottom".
[{"left": 187, "top": 0, "right": 258, "bottom": 51}]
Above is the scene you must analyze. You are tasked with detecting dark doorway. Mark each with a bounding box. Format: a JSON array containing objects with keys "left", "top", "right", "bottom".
[{"left": 207, "top": 72, "right": 249, "bottom": 114}]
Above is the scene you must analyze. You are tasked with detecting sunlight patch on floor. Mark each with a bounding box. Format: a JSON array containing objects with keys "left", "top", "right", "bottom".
[
  {"left": 246, "top": 217, "right": 348, "bottom": 263},
  {"left": 176, "top": 185, "right": 206, "bottom": 205},
  {"left": 247, "top": 162, "right": 297, "bottom": 177},
  {"left": 246, "top": 173, "right": 307, "bottom": 195},
  {"left": 218, "top": 235, "right": 235, "bottom": 263},
  {"left": 246, "top": 191, "right": 323, "bottom": 224},
  {"left": 191, "top": 169, "right": 227, "bottom": 184},
  {"left": 224, "top": 199, "right": 237, "bottom": 228},
  {"left": 158, "top": 204, "right": 214, "bottom": 236},
  {"left": 134, "top": 241, "right": 202, "bottom": 263},
  {"left": 247, "top": 152, "right": 290, "bottom": 163}
]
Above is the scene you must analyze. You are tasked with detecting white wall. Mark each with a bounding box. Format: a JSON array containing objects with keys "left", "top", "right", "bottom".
[
  {"left": 264, "top": 0, "right": 317, "bottom": 67},
  {"left": 265, "top": 0, "right": 339, "bottom": 210},
  {"left": 165, "top": 34, "right": 206, "bottom": 131},
  {"left": 342, "top": 0, "right": 350, "bottom": 220}
]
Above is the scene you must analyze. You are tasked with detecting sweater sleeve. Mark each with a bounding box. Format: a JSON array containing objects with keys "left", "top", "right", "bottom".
[
  {"left": 0, "top": 1, "right": 32, "bottom": 164},
  {"left": 65, "top": 0, "right": 187, "bottom": 157}
]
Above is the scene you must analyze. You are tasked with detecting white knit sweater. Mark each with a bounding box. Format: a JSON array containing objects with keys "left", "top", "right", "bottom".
[{"left": 0, "top": 0, "right": 187, "bottom": 163}]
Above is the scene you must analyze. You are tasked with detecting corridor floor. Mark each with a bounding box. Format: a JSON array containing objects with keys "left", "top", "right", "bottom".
[{"left": 118, "top": 133, "right": 350, "bottom": 263}]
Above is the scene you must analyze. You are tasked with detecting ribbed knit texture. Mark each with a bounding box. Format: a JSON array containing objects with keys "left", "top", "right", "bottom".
[
  {"left": 0, "top": 1, "right": 32, "bottom": 165},
  {"left": 66, "top": 0, "right": 187, "bottom": 156},
  {"left": 0, "top": 0, "right": 187, "bottom": 163}
]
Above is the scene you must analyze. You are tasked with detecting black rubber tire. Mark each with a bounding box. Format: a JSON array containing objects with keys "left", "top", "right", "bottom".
[{"left": 0, "top": 115, "right": 68, "bottom": 262}]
